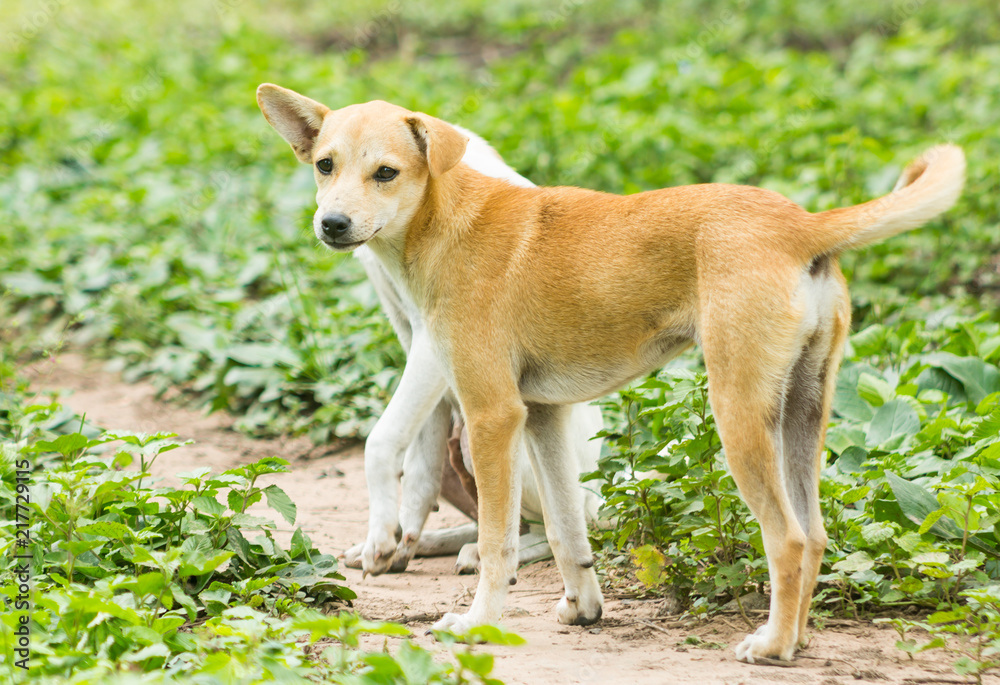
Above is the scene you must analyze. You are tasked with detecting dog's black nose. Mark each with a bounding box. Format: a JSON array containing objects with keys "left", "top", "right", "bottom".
[{"left": 321, "top": 213, "right": 352, "bottom": 240}]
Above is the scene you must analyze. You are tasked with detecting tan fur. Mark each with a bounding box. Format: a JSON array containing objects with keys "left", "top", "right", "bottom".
[{"left": 256, "top": 83, "right": 965, "bottom": 662}]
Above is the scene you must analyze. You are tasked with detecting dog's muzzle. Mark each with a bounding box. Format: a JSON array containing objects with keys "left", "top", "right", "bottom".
[{"left": 320, "top": 212, "right": 352, "bottom": 241}]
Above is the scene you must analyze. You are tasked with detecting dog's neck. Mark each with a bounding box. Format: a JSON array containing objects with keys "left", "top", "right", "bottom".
[{"left": 371, "top": 163, "right": 511, "bottom": 312}]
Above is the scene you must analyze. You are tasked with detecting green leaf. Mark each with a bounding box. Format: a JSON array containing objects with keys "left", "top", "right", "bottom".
[
  {"left": 896, "top": 576, "right": 924, "bottom": 594},
  {"left": 918, "top": 508, "right": 948, "bottom": 534},
  {"left": 226, "top": 527, "right": 252, "bottom": 564},
  {"left": 456, "top": 651, "right": 495, "bottom": 675},
  {"left": 923, "top": 352, "right": 1000, "bottom": 406},
  {"left": 290, "top": 528, "right": 311, "bottom": 559},
  {"left": 465, "top": 625, "right": 527, "bottom": 646},
  {"left": 226, "top": 343, "right": 300, "bottom": 367},
  {"left": 264, "top": 484, "right": 297, "bottom": 525},
  {"left": 832, "top": 551, "right": 875, "bottom": 573},
  {"left": 867, "top": 400, "right": 920, "bottom": 447},
  {"left": 192, "top": 495, "right": 225, "bottom": 517},
  {"left": 178, "top": 550, "right": 233, "bottom": 577},
  {"left": 119, "top": 571, "right": 169, "bottom": 597},
  {"left": 886, "top": 471, "right": 962, "bottom": 540},
  {"left": 630, "top": 544, "right": 667, "bottom": 588},
  {"left": 395, "top": 641, "right": 437, "bottom": 684},
  {"left": 860, "top": 522, "right": 895, "bottom": 545},
  {"left": 78, "top": 521, "right": 132, "bottom": 541},
  {"left": 981, "top": 336, "right": 1000, "bottom": 363},
  {"left": 857, "top": 373, "right": 894, "bottom": 408},
  {"left": 32, "top": 433, "right": 89, "bottom": 457},
  {"left": 842, "top": 486, "right": 871, "bottom": 504},
  {"left": 834, "top": 446, "right": 869, "bottom": 475},
  {"left": 912, "top": 551, "right": 949, "bottom": 565},
  {"left": 62, "top": 540, "right": 105, "bottom": 555},
  {"left": 834, "top": 365, "right": 877, "bottom": 421}
]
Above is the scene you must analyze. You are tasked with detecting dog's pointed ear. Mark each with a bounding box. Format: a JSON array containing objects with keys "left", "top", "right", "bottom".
[
  {"left": 406, "top": 113, "right": 469, "bottom": 177},
  {"left": 256, "top": 84, "right": 330, "bottom": 163}
]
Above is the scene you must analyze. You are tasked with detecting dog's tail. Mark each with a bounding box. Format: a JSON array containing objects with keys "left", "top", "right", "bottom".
[{"left": 802, "top": 144, "right": 965, "bottom": 257}]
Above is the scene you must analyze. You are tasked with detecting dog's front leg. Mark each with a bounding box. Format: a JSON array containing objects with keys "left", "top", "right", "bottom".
[
  {"left": 433, "top": 395, "right": 525, "bottom": 633},
  {"left": 361, "top": 331, "right": 447, "bottom": 575}
]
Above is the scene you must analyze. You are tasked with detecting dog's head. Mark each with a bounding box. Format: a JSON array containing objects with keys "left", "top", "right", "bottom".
[{"left": 257, "top": 84, "right": 469, "bottom": 251}]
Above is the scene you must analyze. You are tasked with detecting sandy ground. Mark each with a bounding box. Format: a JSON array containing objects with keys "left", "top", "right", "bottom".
[{"left": 26, "top": 353, "right": 992, "bottom": 685}]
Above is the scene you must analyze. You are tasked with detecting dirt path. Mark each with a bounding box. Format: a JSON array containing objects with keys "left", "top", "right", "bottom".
[{"left": 28, "top": 353, "right": 985, "bottom": 685}]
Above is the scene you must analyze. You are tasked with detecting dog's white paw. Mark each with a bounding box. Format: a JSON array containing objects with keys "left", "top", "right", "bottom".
[
  {"left": 432, "top": 611, "right": 480, "bottom": 635},
  {"left": 343, "top": 542, "right": 364, "bottom": 569},
  {"left": 361, "top": 533, "right": 399, "bottom": 576},
  {"left": 556, "top": 592, "right": 603, "bottom": 626},
  {"left": 735, "top": 623, "right": 795, "bottom": 663},
  {"left": 455, "top": 543, "right": 480, "bottom": 574},
  {"left": 555, "top": 571, "right": 604, "bottom": 626}
]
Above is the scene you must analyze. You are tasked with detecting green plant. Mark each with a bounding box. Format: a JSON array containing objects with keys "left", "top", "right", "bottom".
[
  {"left": 0, "top": 380, "right": 515, "bottom": 683},
  {"left": 878, "top": 585, "right": 1000, "bottom": 685},
  {"left": 587, "top": 368, "right": 766, "bottom": 610}
]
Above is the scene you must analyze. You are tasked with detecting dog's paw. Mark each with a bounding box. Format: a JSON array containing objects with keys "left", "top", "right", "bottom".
[
  {"left": 455, "top": 543, "right": 480, "bottom": 574},
  {"left": 735, "top": 623, "right": 796, "bottom": 663},
  {"left": 361, "top": 534, "right": 399, "bottom": 577},
  {"left": 342, "top": 542, "right": 364, "bottom": 569},
  {"left": 556, "top": 593, "right": 603, "bottom": 626},
  {"left": 388, "top": 540, "right": 415, "bottom": 573},
  {"left": 432, "top": 611, "right": 480, "bottom": 636},
  {"left": 555, "top": 572, "right": 604, "bottom": 626}
]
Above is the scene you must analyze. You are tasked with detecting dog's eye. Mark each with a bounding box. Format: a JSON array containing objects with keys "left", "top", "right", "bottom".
[
  {"left": 316, "top": 158, "right": 333, "bottom": 174},
  {"left": 374, "top": 166, "right": 398, "bottom": 181}
]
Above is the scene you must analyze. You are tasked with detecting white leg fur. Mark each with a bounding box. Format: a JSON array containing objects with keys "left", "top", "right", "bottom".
[
  {"left": 394, "top": 399, "right": 453, "bottom": 571},
  {"left": 454, "top": 527, "right": 553, "bottom": 574}
]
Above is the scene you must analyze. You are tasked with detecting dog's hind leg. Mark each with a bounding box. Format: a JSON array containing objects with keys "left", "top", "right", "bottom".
[
  {"left": 781, "top": 270, "right": 851, "bottom": 646},
  {"left": 453, "top": 525, "right": 553, "bottom": 574},
  {"left": 701, "top": 290, "right": 809, "bottom": 662},
  {"left": 416, "top": 522, "right": 480, "bottom": 557},
  {"left": 392, "top": 398, "right": 454, "bottom": 572},
  {"left": 524, "top": 403, "right": 604, "bottom": 626},
  {"left": 515, "top": 526, "right": 553, "bottom": 565}
]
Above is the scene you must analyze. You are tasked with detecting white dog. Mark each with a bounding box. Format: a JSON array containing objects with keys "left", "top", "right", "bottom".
[{"left": 342, "top": 126, "right": 604, "bottom": 575}]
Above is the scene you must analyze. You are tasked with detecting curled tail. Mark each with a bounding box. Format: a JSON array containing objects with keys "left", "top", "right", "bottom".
[{"left": 803, "top": 144, "right": 965, "bottom": 256}]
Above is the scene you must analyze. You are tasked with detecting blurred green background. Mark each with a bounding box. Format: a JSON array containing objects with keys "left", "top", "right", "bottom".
[{"left": 2, "top": 0, "right": 998, "bottom": 441}]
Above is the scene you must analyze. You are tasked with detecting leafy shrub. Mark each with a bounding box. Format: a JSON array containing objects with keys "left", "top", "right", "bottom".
[
  {"left": 0, "top": 381, "right": 515, "bottom": 683},
  {"left": 878, "top": 585, "right": 1000, "bottom": 685}
]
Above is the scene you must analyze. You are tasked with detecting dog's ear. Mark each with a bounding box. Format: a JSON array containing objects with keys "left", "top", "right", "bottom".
[
  {"left": 256, "top": 84, "right": 330, "bottom": 163},
  {"left": 406, "top": 113, "right": 469, "bottom": 177}
]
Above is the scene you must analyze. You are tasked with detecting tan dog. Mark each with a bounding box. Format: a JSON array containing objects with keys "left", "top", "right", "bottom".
[{"left": 257, "top": 83, "right": 964, "bottom": 662}]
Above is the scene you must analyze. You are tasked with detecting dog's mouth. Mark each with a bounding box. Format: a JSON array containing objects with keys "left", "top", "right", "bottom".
[{"left": 320, "top": 227, "right": 381, "bottom": 251}]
